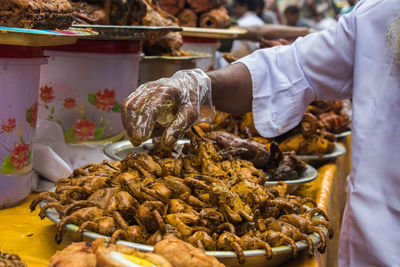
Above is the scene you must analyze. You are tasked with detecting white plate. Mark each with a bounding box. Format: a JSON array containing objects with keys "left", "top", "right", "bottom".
[
  {"left": 104, "top": 139, "right": 318, "bottom": 192},
  {"left": 42, "top": 187, "right": 328, "bottom": 267},
  {"left": 335, "top": 131, "right": 351, "bottom": 139},
  {"left": 296, "top": 143, "right": 347, "bottom": 162}
]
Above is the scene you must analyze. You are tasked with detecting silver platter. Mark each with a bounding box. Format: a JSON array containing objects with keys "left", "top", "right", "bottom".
[
  {"left": 334, "top": 130, "right": 351, "bottom": 139},
  {"left": 42, "top": 187, "right": 328, "bottom": 267},
  {"left": 295, "top": 143, "right": 347, "bottom": 163},
  {"left": 104, "top": 139, "right": 318, "bottom": 192},
  {"left": 70, "top": 25, "right": 182, "bottom": 40}
]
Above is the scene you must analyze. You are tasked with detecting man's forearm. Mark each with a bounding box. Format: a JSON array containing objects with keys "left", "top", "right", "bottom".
[
  {"left": 208, "top": 63, "right": 253, "bottom": 114},
  {"left": 240, "top": 25, "right": 310, "bottom": 41}
]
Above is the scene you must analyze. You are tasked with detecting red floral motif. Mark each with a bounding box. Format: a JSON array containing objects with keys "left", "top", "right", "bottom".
[
  {"left": 11, "top": 142, "right": 30, "bottom": 169},
  {"left": 29, "top": 102, "right": 38, "bottom": 128},
  {"left": 1, "top": 118, "right": 16, "bottom": 132},
  {"left": 64, "top": 97, "right": 76, "bottom": 109},
  {"left": 72, "top": 120, "right": 96, "bottom": 141},
  {"left": 40, "top": 85, "right": 55, "bottom": 103},
  {"left": 95, "top": 89, "right": 116, "bottom": 111}
]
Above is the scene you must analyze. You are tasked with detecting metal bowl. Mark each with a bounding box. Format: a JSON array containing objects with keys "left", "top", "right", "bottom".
[
  {"left": 295, "top": 143, "right": 347, "bottom": 165},
  {"left": 41, "top": 189, "right": 328, "bottom": 267},
  {"left": 70, "top": 25, "right": 182, "bottom": 41},
  {"left": 335, "top": 130, "right": 351, "bottom": 139},
  {"left": 104, "top": 139, "right": 318, "bottom": 193}
]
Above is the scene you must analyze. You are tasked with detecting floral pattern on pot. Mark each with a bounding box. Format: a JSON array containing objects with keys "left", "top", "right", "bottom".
[
  {"left": 64, "top": 97, "right": 76, "bottom": 110},
  {"left": 0, "top": 115, "right": 33, "bottom": 175},
  {"left": 26, "top": 102, "right": 38, "bottom": 129},
  {"left": 65, "top": 119, "right": 105, "bottom": 143},
  {"left": 1, "top": 118, "right": 16, "bottom": 133},
  {"left": 39, "top": 86, "right": 55, "bottom": 103},
  {"left": 88, "top": 89, "right": 121, "bottom": 112}
]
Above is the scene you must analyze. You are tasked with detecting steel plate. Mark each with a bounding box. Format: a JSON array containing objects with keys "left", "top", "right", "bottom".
[
  {"left": 334, "top": 130, "right": 351, "bottom": 139},
  {"left": 296, "top": 143, "right": 347, "bottom": 163},
  {"left": 71, "top": 25, "right": 182, "bottom": 40},
  {"left": 41, "top": 188, "right": 328, "bottom": 267}
]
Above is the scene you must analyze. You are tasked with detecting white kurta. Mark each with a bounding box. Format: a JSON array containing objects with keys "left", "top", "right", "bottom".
[{"left": 238, "top": 0, "right": 400, "bottom": 266}]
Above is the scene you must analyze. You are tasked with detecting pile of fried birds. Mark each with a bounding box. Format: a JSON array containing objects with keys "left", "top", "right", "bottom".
[
  {"left": 200, "top": 100, "right": 350, "bottom": 157},
  {"left": 0, "top": 250, "right": 26, "bottom": 267},
  {"left": 48, "top": 238, "right": 224, "bottom": 267},
  {"left": 32, "top": 137, "right": 332, "bottom": 264},
  {"left": 159, "top": 0, "right": 231, "bottom": 28}
]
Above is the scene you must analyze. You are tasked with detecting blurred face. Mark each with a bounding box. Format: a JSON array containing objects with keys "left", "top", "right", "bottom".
[
  {"left": 285, "top": 13, "right": 299, "bottom": 26},
  {"left": 234, "top": 3, "right": 248, "bottom": 18}
]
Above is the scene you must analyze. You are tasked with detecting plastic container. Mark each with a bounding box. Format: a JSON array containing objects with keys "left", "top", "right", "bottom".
[
  {"left": 0, "top": 45, "right": 47, "bottom": 208},
  {"left": 39, "top": 40, "right": 142, "bottom": 144},
  {"left": 181, "top": 37, "right": 220, "bottom": 71}
]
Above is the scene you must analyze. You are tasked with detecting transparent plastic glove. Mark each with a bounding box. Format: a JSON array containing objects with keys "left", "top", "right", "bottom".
[{"left": 121, "top": 69, "right": 215, "bottom": 148}]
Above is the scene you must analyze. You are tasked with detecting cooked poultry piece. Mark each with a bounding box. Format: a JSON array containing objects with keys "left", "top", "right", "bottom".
[
  {"left": 71, "top": 0, "right": 146, "bottom": 25},
  {"left": 187, "top": 0, "right": 222, "bottom": 14},
  {"left": 0, "top": 0, "right": 73, "bottom": 30},
  {"left": 199, "top": 7, "right": 231, "bottom": 28},
  {"left": 48, "top": 238, "right": 173, "bottom": 267},
  {"left": 222, "top": 53, "right": 238, "bottom": 64},
  {"left": 154, "top": 238, "right": 225, "bottom": 267},
  {"left": 177, "top": 9, "right": 198, "bottom": 27},
  {"left": 33, "top": 138, "right": 331, "bottom": 263},
  {"left": 160, "top": 0, "right": 185, "bottom": 16},
  {"left": 0, "top": 251, "right": 26, "bottom": 267}
]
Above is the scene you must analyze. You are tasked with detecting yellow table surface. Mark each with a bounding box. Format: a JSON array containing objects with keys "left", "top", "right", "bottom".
[{"left": 0, "top": 148, "right": 350, "bottom": 267}]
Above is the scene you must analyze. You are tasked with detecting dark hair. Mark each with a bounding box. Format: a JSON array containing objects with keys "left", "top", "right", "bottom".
[
  {"left": 284, "top": 5, "right": 300, "bottom": 15},
  {"left": 235, "top": 0, "right": 258, "bottom": 12}
]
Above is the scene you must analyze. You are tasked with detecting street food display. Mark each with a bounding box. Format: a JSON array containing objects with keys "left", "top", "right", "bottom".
[
  {"left": 197, "top": 111, "right": 338, "bottom": 157},
  {"left": 307, "top": 100, "right": 351, "bottom": 135},
  {"left": 0, "top": 250, "right": 26, "bottom": 267},
  {"left": 31, "top": 136, "right": 331, "bottom": 264},
  {"left": 0, "top": 0, "right": 73, "bottom": 29},
  {"left": 160, "top": 0, "right": 230, "bottom": 28},
  {"left": 48, "top": 237, "right": 221, "bottom": 267}
]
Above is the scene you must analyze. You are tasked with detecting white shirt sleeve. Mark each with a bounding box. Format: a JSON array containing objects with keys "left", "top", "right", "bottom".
[{"left": 237, "top": 11, "right": 356, "bottom": 138}]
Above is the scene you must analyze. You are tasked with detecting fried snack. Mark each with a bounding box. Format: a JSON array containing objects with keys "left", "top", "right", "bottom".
[
  {"left": 199, "top": 7, "right": 231, "bottom": 29},
  {"left": 141, "top": 0, "right": 184, "bottom": 56},
  {"left": 71, "top": 0, "right": 146, "bottom": 26},
  {"left": 48, "top": 242, "right": 97, "bottom": 267},
  {"left": 160, "top": 0, "right": 186, "bottom": 16},
  {"left": 154, "top": 238, "right": 224, "bottom": 267},
  {"left": 32, "top": 136, "right": 331, "bottom": 264},
  {"left": 187, "top": 0, "right": 219, "bottom": 14},
  {"left": 0, "top": 0, "right": 73, "bottom": 29},
  {"left": 0, "top": 251, "right": 26, "bottom": 267},
  {"left": 222, "top": 53, "right": 238, "bottom": 64},
  {"left": 177, "top": 9, "right": 198, "bottom": 27},
  {"left": 48, "top": 238, "right": 172, "bottom": 267}
]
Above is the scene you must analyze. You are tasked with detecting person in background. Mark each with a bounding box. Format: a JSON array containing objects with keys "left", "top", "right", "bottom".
[
  {"left": 219, "top": 0, "right": 265, "bottom": 65},
  {"left": 284, "top": 5, "right": 314, "bottom": 28},
  {"left": 314, "top": 11, "right": 337, "bottom": 30},
  {"left": 256, "top": 0, "right": 279, "bottom": 24}
]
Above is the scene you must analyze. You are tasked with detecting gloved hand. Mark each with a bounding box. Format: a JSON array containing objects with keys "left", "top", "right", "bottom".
[{"left": 121, "top": 69, "right": 215, "bottom": 148}]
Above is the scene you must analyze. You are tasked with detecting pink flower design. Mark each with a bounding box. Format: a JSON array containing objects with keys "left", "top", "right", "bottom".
[
  {"left": 64, "top": 97, "right": 76, "bottom": 109},
  {"left": 95, "top": 89, "right": 116, "bottom": 111},
  {"left": 29, "top": 102, "right": 38, "bottom": 128},
  {"left": 72, "top": 120, "right": 96, "bottom": 141},
  {"left": 40, "top": 85, "right": 55, "bottom": 103},
  {"left": 1, "top": 118, "right": 16, "bottom": 132},
  {"left": 11, "top": 142, "right": 30, "bottom": 169}
]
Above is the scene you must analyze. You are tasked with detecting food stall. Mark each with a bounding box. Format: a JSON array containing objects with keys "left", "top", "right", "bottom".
[{"left": 0, "top": 1, "right": 352, "bottom": 267}]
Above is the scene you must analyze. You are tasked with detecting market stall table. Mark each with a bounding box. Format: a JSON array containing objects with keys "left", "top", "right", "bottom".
[{"left": 0, "top": 157, "right": 349, "bottom": 267}]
